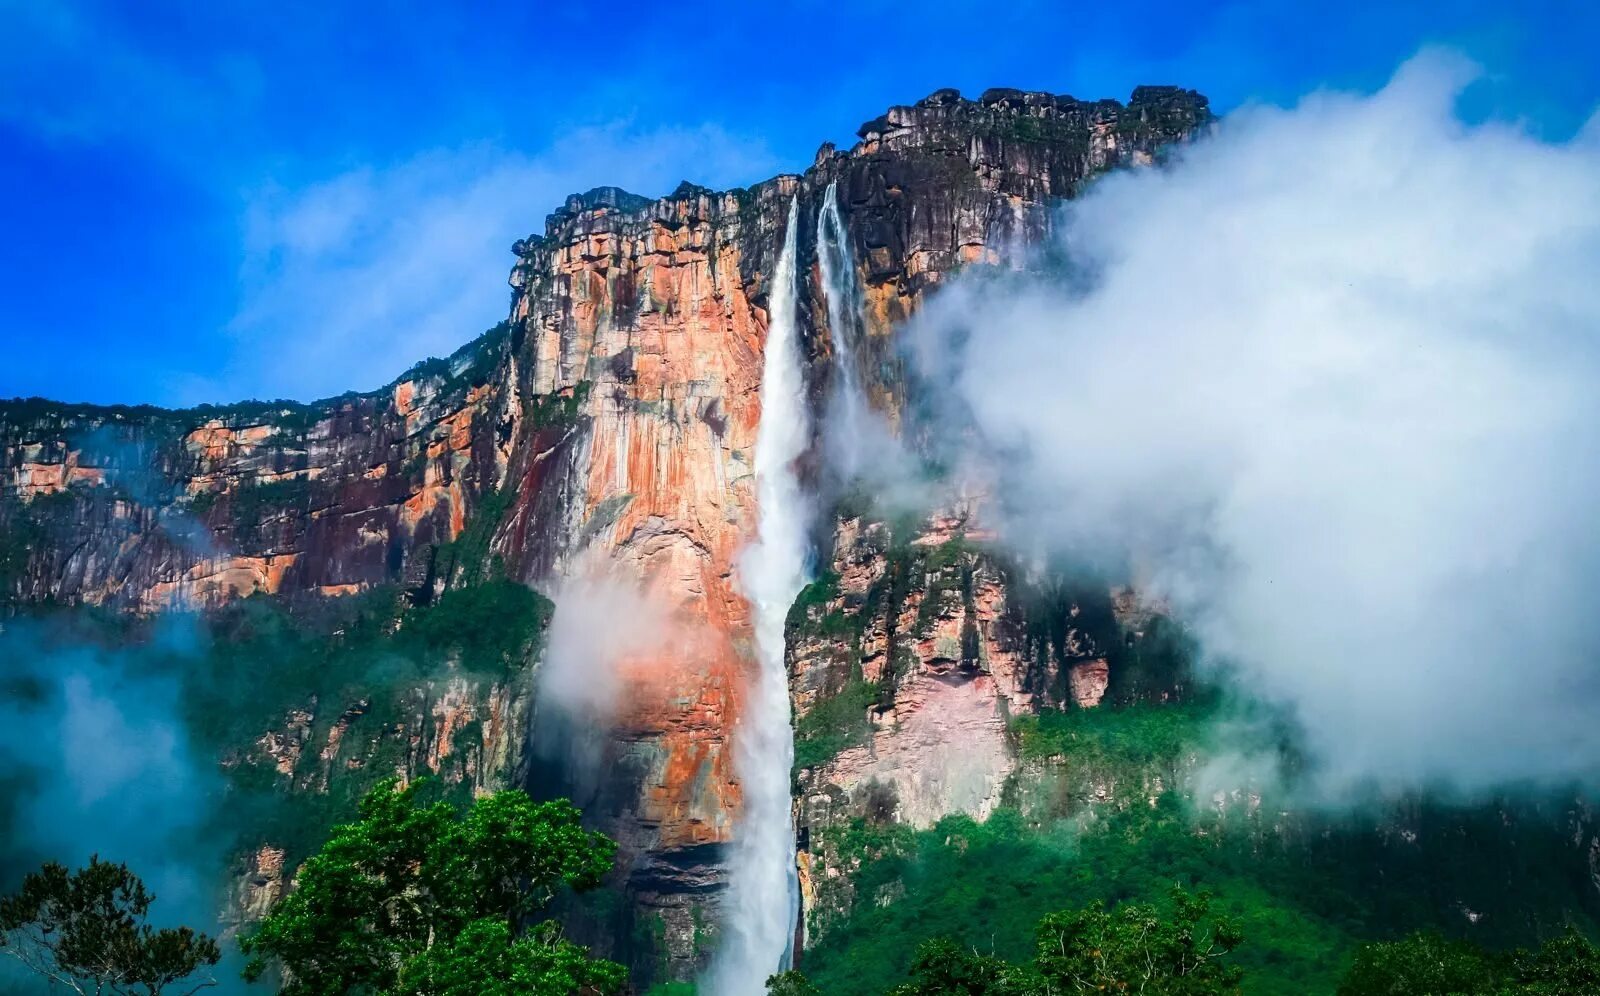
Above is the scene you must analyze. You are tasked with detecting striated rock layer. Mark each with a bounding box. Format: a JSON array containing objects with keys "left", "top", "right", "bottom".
[{"left": 0, "top": 85, "right": 1209, "bottom": 982}]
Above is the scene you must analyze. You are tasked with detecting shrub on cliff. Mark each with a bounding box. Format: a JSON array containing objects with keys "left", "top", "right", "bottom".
[{"left": 241, "top": 777, "right": 623, "bottom": 996}]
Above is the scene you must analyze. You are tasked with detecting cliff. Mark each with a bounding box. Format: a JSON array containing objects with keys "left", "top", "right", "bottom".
[{"left": 0, "top": 85, "right": 1210, "bottom": 984}]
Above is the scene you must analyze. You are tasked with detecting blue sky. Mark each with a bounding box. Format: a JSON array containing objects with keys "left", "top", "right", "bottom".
[{"left": 1, "top": 0, "right": 1595, "bottom": 406}]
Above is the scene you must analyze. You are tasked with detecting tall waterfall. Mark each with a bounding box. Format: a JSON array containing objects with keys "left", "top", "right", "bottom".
[
  {"left": 816, "top": 180, "right": 871, "bottom": 473},
  {"left": 711, "top": 196, "right": 809, "bottom": 995}
]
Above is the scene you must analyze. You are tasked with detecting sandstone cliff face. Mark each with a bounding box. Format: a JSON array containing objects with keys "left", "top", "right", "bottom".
[
  {"left": 0, "top": 85, "right": 1209, "bottom": 983},
  {"left": 493, "top": 85, "right": 1205, "bottom": 974},
  {"left": 0, "top": 348, "right": 515, "bottom": 610},
  {"left": 248, "top": 672, "right": 525, "bottom": 795}
]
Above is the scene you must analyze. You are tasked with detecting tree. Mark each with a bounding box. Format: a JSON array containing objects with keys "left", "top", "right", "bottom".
[
  {"left": 888, "top": 938, "right": 1019, "bottom": 995},
  {"left": 1028, "top": 886, "right": 1244, "bottom": 995},
  {"left": 882, "top": 887, "right": 1243, "bottom": 995},
  {"left": 241, "top": 778, "right": 623, "bottom": 996},
  {"left": 1338, "top": 927, "right": 1600, "bottom": 996},
  {"left": 1336, "top": 932, "right": 1495, "bottom": 996},
  {"left": 393, "top": 919, "right": 623, "bottom": 996},
  {"left": 766, "top": 969, "right": 825, "bottom": 995},
  {"left": 1504, "top": 927, "right": 1600, "bottom": 994},
  {"left": 0, "top": 856, "right": 220, "bottom": 996}
]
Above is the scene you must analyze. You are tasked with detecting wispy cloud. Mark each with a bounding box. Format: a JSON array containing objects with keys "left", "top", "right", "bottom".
[{"left": 0, "top": 2, "right": 780, "bottom": 406}]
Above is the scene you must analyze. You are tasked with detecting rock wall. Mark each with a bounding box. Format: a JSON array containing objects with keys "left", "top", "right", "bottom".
[
  {"left": 0, "top": 84, "right": 1210, "bottom": 984},
  {"left": 0, "top": 347, "right": 516, "bottom": 610},
  {"left": 786, "top": 508, "right": 1129, "bottom": 943}
]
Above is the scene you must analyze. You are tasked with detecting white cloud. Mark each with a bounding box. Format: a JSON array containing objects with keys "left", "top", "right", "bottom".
[
  {"left": 0, "top": 629, "right": 217, "bottom": 927},
  {"left": 899, "top": 50, "right": 1600, "bottom": 798},
  {"left": 216, "top": 123, "right": 777, "bottom": 403}
]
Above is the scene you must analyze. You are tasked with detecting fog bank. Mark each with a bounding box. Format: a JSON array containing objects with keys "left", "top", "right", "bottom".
[{"left": 901, "top": 51, "right": 1600, "bottom": 797}]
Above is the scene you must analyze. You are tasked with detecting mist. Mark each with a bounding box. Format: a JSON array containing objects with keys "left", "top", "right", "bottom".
[
  {"left": 894, "top": 50, "right": 1600, "bottom": 799},
  {"left": 531, "top": 560, "right": 676, "bottom": 796},
  {"left": 0, "top": 616, "right": 242, "bottom": 992}
]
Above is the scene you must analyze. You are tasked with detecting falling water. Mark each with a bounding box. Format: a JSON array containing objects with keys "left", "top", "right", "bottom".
[
  {"left": 816, "top": 181, "right": 871, "bottom": 474},
  {"left": 710, "top": 196, "right": 809, "bottom": 995}
]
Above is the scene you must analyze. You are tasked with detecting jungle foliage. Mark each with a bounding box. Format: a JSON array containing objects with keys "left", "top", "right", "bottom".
[
  {"left": 241, "top": 779, "right": 623, "bottom": 996},
  {"left": 799, "top": 698, "right": 1600, "bottom": 996}
]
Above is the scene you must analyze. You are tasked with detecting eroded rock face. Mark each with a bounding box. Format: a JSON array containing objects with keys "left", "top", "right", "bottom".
[
  {"left": 0, "top": 365, "right": 514, "bottom": 611},
  {"left": 787, "top": 510, "right": 1123, "bottom": 944},
  {"left": 242, "top": 675, "right": 524, "bottom": 795},
  {"left": 0, "top": 85, "right": 1209, "bottom": 983},
  {"left": 226, "top": 845, "right": 286, "bottom": 928}
]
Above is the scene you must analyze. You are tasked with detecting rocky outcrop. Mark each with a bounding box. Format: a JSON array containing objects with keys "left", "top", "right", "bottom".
[
  {"left": 224, "top": 652, "right": 529, "bottom": 792},
  {"left": 787, "top": 508, "right": 1126, "bottom": 944},
  {"left": 226, "top": 845, "right": 287, "bottom": 928},
  {"left": 0, "top": 85, "right": 1209, "bottom": 984}
]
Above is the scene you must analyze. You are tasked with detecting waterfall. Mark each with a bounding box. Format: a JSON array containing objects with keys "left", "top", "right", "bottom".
[
  {"left": 711, "top": 196, "right": 809, "bottom": 995},
  {"left": 816, "top": 180, "right": 871, "bottom": 474}
]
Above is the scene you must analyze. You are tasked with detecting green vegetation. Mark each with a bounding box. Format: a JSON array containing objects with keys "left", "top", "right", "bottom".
[
  {"left": 397, "top": 321, "right": 511, "bottom": 395},
  {"left": 1105, "top": 613, "right": 1199, "bottom": 705},
  {"left": 1006, "top": 700, "right": 1218, "bottom": 814},
  {"left": 803, "top": 805, "right": 1336, "bottom": 994},
  {"left": 793, "top": 680, "right": 879, "bottom": 773},
  {"left": 787, "top": 571, "right": 843, "bottom": 634},
  {"left": 1019, "top": 887, "right": 1243, "bottom": 995},
  {"left": 227, "top": 476, "right": 314, "bottom": 529},
  {"left": 0, "top": 489, "right": 91, "bottom": 602},
  {"left": 431, "top": 486, "right": 515, "bottom": 587},
  {"left": 524, "top": 381, "right": 593, "bottom": 430},
  {"left": 1006, "top": 115, "right": 1050, "bottom": 143},
  {"left": 577, "top": 483, "right": 1600, "bottom": 995},
  {"left": 0, "top": 500, "right": 46, "bottom": 603},
  {"left": 780, "top": 886, "right": 1243, "bottom": 995},
  {"left": 801, "top": 694, "right": 1600, "bottom": 995},
  {"left": 766, "top": 971, "right": 822, "bottom": 996},
  {"left": 1, "top": 857, "right": 221, "bottom": 995},
  {"left": 188, "top": 579, "right": 545, "bottom": 749},
  {"left": 0, "top": 323, "right": 513, "bottom": 512},
  {"left": 180, "top": 579, "right": 551, "bottom": 866},
  {"left": 1338, "top": 929, "right": 1600, "bottom": 995},
  {"left": 785, "top": 526, "right": 985, "bottom": 774},
  {"left": 1011, "top": 700, "right": 1212, "bottom": 765},
  {"left": 242, "top": 778, "right": 624, "bottom": 995},
  {"left": 912, "top": 886, "right": 1238, "bottom": 995}
]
